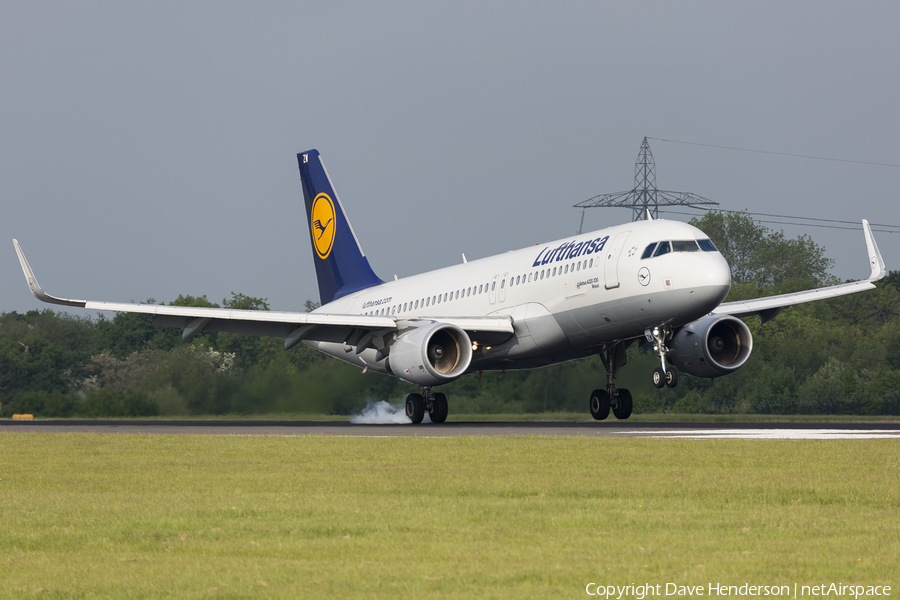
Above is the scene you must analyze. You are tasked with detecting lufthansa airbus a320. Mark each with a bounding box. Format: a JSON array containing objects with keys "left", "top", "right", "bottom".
[{"left": 13, "top": 149, "right": 887, "bottom": 423}]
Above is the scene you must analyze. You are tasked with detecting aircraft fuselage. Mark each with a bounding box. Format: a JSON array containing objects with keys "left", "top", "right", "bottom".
[{"left": 308, "top": 219, "right": 731, "bottom": 376}]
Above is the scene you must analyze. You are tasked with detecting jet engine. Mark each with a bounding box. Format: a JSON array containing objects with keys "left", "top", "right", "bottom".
[
  {"left": 386, "top": 322, "right": 473, "bottom": 386},
  {"left": 667, "top": 314, "right": 753, "bottom": 378}
]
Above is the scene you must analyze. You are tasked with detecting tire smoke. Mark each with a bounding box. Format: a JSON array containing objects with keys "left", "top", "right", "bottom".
[{"left": 350, "top": 399, "right": 433, "bottom": 424}]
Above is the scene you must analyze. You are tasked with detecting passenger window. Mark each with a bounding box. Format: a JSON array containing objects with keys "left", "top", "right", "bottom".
[
  {"left": 589, "top": 258, "right": 593, "bottom": 268},
  {"left": 672, "top": 240, "right": 700, "bottom": 252},
  {"left": 516, "top": 275, "right": 520, "bottom": 285},
  {"left": 491, "top": 281, "right": 496, "bottom": 291},
  {"left": 641, "top": 243, "right": 658, "bottom": 259},
  {"left": 577, "top": 262, "right": 581, "bottom": 271},
  {"left": 540, "top": 270, "right": 545, "bottom": 280},
  {"left": 653, "top": 241, "right": 671, "bottom": 257},
  {"left": 698, "top": 239, "right": 718, "bottom": 252}
]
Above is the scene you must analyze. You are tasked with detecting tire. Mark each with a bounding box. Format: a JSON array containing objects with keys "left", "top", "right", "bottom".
[
  {"left": 430, "top": 392, "right": 448, "bottom": 424},
  {"left": 665, "top": 369, "right": 678, "bottom": 388},
  {"left": 589, "top": 389, "right": 610, "bottom": 421},
  {"left": 405, "top": 393, "right": 425, "bottom": 424},
  {"left": 613, "top": 388, "right": 633, "bottom": 420},
  {"left": 652, "top": 367, "right": 665, "bottom": 388}
]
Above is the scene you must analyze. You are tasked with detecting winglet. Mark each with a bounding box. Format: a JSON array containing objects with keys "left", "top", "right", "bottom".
[
  {"left": 12, "top": 240, "right": 87, "bottom": 307},
  {"left": 862, "top": 220, "right": 887, "bottom": 281}
]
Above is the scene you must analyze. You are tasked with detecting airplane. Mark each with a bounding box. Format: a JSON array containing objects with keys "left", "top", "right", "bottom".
[{"left": 13, "top": 149, "right": 887, "bottom": 423}]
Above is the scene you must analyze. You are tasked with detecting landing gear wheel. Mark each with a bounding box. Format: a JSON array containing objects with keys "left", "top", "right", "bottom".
[
  {"left": 430, "top": 392, "right": 448, "bottom": 424},
  {"left": 405, "top": 393, "right": 425, "bottom": 424},
  {"left": 613, "top": 389, "right": 633, "bottom": 420},
  {"left": 652, "top": 368, "right": 665, "bottom": 388},
  {"left": 665, "top": 369, "right": 678, "bottom": 388},
  {"left": 590, "top": 389, "right": 610, "bottom": 420}
]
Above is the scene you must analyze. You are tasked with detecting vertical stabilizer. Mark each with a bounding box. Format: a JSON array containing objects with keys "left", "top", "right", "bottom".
[{"left": 297, "top": 150, "right": 384, "bottom": 304}]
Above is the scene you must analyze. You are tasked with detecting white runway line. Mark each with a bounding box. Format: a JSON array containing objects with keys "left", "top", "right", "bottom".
[{"left": 625, "top": 429, "right": 900, "bottom": 440}]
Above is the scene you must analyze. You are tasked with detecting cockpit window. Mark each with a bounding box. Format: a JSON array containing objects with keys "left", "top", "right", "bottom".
[
  {"left": 641, "top": 243, "right": 658, "bottom": 259},
  {"left": 672, "top": 240, "right": 700, "bottom": 252},
  {"left": 698, "top": 238, "right": 718, "bottom": 252},
  {"left": 653, "top": 241, "right": 671, "bottom": 257}
]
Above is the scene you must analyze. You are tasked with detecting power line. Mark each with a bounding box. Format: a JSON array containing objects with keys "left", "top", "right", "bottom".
[
  {"left": 667, "top": 206, "right": 900, "bottom": 229},
  {"left": 658, "top": 209, "right": 900, "bottom": 234},
  {"left": 647, "top": 137, "right": 900, "bottom": 168}
]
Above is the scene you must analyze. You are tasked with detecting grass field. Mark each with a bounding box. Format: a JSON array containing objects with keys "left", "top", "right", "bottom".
[{"left": 1, "top": 434, "right": 898, "bottom": 598}]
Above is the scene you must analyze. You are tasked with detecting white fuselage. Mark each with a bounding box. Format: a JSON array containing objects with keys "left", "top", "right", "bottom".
[{"left": 308, "top": 219, "right": 731, "bottom": 374}]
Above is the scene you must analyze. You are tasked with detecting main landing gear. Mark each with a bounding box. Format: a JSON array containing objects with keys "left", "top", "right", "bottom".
[
  {"left": 646, "top": 325, "right": 678, "bottom": 389},
  {"left": 590, "top": 341, "right": 634, "bottom": 420},
  {"left": 405, "top": 387, "right": 448, "bottom": 424}
]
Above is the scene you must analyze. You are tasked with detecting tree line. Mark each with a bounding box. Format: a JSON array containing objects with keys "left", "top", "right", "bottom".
[{"left": 1, "top": 212, "right": 898, "bottom": 417}]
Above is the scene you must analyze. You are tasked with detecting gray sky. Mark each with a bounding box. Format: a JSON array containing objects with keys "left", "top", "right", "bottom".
[{"left": 2, "top": 2, "right": 898, "bottom": 314}]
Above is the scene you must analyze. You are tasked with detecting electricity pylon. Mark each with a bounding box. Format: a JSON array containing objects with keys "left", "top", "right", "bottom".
[{"left": 574, "top": 137, "right": 717, "bottom": 233}]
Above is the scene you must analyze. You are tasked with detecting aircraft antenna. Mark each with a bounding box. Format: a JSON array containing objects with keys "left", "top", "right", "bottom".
[{"left": 574, "top": 137, "right": 718, "bottom": 232}]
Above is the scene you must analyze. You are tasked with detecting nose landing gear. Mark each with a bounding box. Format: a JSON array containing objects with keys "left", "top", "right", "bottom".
[
  {"left": 646, "top": 325, "right": 678, "bottom": 388},
  {"left": 652, "top": 367, "right": 678, "bottom": 388},
  {"left": 590, "top": 341, "right": 634, "bottom": 420}
]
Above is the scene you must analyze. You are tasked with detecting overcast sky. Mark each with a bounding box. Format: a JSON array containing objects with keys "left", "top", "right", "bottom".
[{"left": 2, "top": 2, "right": 898, "bottom": 314}]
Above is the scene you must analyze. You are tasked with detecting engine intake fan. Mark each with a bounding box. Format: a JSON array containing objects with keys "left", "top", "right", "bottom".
[
  {"left": 667, "top": 314, "right": 753, "bottom": 378},
  {"left": 386, "top": 322, "right": 473, "bottom": 386}
]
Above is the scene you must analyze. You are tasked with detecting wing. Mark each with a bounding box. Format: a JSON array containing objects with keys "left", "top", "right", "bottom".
[
  {"left": 714, "top": 220, "right": 887, "bottom": 324},
  {"left": 12, "top": 240, "right": 514, "bottom": 349}
]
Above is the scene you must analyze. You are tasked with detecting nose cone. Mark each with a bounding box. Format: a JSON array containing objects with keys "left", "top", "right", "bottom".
[{"left": 689, "top": 252, "right": 731, "bottom": 311}]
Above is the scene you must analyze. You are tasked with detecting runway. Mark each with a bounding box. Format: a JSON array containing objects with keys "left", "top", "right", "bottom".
[{"left": 3, "top": 419, "right": 900, "bottom": 438}]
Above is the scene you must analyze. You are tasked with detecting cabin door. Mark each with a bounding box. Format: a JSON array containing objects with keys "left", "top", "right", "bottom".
[{"left": 604, "top": 231, "right": 631, "bottom": 290}]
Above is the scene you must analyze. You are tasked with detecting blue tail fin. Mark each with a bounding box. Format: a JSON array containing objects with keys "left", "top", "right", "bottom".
[{"left": 297, "top": 150, "right": 384, "bottom": 305}]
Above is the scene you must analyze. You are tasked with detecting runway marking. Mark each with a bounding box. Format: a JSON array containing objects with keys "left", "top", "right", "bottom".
[
  {"left": 3, "top": 421, "right": 900, "bottom": 438},
  {"left": 626, "top": 429, "right": 900, "bottom": 440}
]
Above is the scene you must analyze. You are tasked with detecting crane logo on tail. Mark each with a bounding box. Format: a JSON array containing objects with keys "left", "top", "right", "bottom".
[{"left": 311, "top": 193, "right": 336, "bottom": 259}]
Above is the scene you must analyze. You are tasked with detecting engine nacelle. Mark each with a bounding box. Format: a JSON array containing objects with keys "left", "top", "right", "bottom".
[
  {"left": 667, "top": 314, "right": 753, "bottom": 378},
  {"left": 386, "top": 322, "right": 473, "bottom": 386}
]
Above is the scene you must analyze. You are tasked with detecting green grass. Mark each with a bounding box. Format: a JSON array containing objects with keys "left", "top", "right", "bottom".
[{"left": 1, "top": 434, "right": 898, "bottom": 598}]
